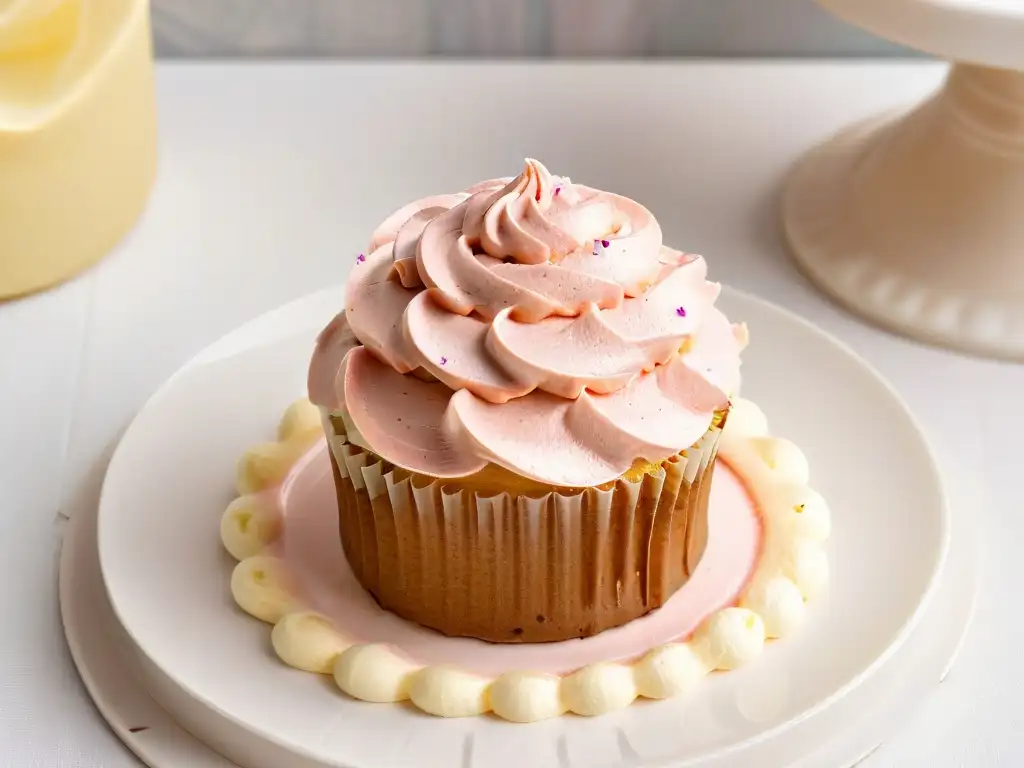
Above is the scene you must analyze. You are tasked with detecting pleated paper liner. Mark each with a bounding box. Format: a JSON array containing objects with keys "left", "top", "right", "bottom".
[{"left": 323, "top": 412, "right": 724, "bottom": 644}]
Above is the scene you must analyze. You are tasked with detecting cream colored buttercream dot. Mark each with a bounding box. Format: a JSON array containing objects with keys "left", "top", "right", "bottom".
[
  {"left": 235, "top": 442, "right": 289, "bottom": 495},
  {"left": 278, "top": 398, "right": 322, "bottom": 442},
  {"left": 749, "top": 436, "right": 809, "bottom": 484},
  {"left": 741, "top": 576, "right": 806, "bottom": 638},
  {"left": 408, "top": 665, "right": 491, "bottom": 718},
  {"left": 726, "top": 398, "right": 768, "bottom": 436},
  {"left": 230, "top": 556, "right": 294, "bottom": 624},
  {"left": 562, "top": 663, "right": 637, "bottom": 716},
  {"left": 237, "top": 436, "right": 320, "bottom": 496},
  {"left": 790, "top": 488, "right": 832, "bottom": 541},
  {"left": 635, "top": 643, "right": 709, "bottom": 699},
  {"left": 791, "top": 542, "right": 829, "bottom": 599},
  {"left": 695, "top": 608, "right": 765, "bottom": 671},
  {"left": 220, "top": 495, "right": 281, "bottom": 560},
  {"left": 271, "top": 611, "right": 349, "bottom": 674},
  {"left": 490, "top": 671, "right": 565, "bottom": 722},
  {"left": 333, "top": 645, "right": 417, "bottom": 703}
]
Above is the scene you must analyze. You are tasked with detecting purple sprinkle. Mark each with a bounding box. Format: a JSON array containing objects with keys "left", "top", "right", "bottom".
[
  {"left": 554, "top": 186, "right": 561, "bottom": 196},
  {"left": 356, "top": 253, "right": 366, "bottom": 264},
  {"left": 440, "top": 356, "right": 448, "bottom": 366},
  {"left": 601, "top": 239, "right": 610, "bottom": 248},
  {"left": 675, "top": 306, "right": 687, "bottom": 317}
]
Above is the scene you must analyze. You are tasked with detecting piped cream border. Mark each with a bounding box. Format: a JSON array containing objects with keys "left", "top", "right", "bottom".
[{"left": 221, "top": 397, "right": 830, "bottom": 722}]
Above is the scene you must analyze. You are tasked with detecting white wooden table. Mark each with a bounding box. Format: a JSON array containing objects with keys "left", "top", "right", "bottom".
[{"left": 2, "top": 61, "right": 1019, "bottom": 767}]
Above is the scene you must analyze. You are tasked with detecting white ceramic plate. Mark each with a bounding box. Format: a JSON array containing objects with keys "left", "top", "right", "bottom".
[
  {"left": 61, "top": 428, "right": 976, "bottom": 768},
  {"left": 94, "top": 287, "right": 949, "bottom": 768}
]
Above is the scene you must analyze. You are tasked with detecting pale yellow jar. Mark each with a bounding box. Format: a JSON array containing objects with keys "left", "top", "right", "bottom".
[{"left": 0, "top": 0, "right": 157, "bottom": 298}]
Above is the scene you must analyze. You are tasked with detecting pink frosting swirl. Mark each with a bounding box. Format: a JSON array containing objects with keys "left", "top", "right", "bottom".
[{"left": 309, "top": 160, "right": 747, "bottom": 486}]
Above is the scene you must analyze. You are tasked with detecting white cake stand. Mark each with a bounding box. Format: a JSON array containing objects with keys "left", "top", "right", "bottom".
[
  {"left": 783, "top": 0, "right": 1024, "bottom": 360},
  {"left": 58, "top": 287, "right": 976, "bottom": 768}
]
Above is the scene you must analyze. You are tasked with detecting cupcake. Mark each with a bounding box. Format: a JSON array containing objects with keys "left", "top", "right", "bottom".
[{"left": 308, "top": 159, "right": 747, "bottom": 643}]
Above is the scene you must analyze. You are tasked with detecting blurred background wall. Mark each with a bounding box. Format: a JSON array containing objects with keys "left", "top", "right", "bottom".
[{"left": 151, "top": 0, "right": 908, "bottom": 58}]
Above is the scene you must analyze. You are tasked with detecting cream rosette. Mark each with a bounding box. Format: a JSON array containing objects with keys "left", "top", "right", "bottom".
[{"left": 308, "top": 158, "right": 747, "bottom": 488}]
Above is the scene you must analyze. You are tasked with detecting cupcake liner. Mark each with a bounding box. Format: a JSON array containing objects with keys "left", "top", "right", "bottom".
[{"left": 323, "top": 411, "right": 724, "bottom": 644}]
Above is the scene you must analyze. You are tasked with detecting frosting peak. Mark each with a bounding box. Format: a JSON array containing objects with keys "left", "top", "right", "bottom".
[
  {"left": 310, "top": 160, "right": 746, "bottom": 486},
  {"left": 463, "top": 158, "right": 579, "bottom": 265}
]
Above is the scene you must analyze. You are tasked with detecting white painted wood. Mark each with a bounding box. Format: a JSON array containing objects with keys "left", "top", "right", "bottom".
[
  {"left": 429, "top": 0, "right": 546, "bottom": 56},
  {"left": 1, "top": 61, "right": 1020, "bottom": 768},
  {"left": 150, "top": 0, "right": 907, "bottom": 57},
  {"left": 311, "top": 1, "right": 434, "bottom": 57},
  {"left": 549, "top": 0, "right": 648, "bottom": 56}
]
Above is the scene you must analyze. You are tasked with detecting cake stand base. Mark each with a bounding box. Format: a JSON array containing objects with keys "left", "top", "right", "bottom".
[{"left": 783, "top": 64, "right": 1024, "bottom": 360}]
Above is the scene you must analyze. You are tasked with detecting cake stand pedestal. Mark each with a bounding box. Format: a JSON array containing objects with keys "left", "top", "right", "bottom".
[{"left": 783, "top": 0, "right": 1024, "bottom": 360}]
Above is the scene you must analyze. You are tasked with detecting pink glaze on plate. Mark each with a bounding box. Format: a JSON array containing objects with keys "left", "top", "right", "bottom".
[{"left": 270, "top": 441, "right": 762, "bottom": 677}]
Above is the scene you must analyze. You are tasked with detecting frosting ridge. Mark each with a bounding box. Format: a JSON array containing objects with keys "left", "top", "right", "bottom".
[{"left": 311, "top": 159, "right": 746, "bottom": 486}]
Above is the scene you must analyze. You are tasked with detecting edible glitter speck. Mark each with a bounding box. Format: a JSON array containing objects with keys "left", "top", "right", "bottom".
[
  {"left": 440, "top": 356, "right": 448, "bottom": 366},
  {"left": 356, "top": 253, "right": 366, "bottom": 264},
  {"left": 601, "top": 239, "right": 610, "bottom": 248},
  {"left": 675, "top": 306, "right": 687, "bottom": 317}
]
